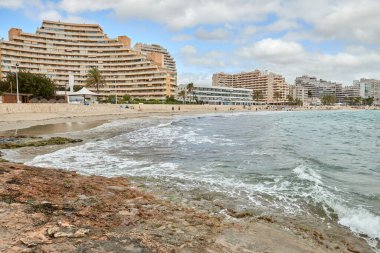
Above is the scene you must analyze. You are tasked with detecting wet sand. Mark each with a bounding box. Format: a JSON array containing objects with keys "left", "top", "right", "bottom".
[{"left": 0, "top": 120, "right": 109, "bottom": 136}]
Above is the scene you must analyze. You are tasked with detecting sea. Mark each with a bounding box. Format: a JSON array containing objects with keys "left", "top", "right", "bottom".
[{"left": 26, "top": 110, "right": 380, "bottom": 251}]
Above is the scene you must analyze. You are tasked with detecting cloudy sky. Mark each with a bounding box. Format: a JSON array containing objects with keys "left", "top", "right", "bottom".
[{"left": 1, "top": 0, "right": 380, "bottom": 86}]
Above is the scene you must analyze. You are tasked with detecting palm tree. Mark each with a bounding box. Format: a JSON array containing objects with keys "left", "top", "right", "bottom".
[
  {"left": 86, "top": 67, "right": 105, "bottom": 93},
  {"left": 286, "top": 95, "right": 294, "bottom": 105},
  {"left": 186, "top": 82, "right": 194, "bottom": 102},
  {"left": 179, "top": 90, "right": 186, "bottom": 104},
  {"left": 353, "top": 96, "right": 362, "bottom": 106},
  {"left": 252, "top": 90, "right": 263, "bottom": 104}
]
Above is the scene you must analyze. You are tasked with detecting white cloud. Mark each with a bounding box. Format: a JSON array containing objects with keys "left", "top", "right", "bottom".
[
  {"left": 241, "top": 26, "right": 259, "bottom": 37},
  {"left": 178, "top": 72, "right": 213, "bottom": 86},
  {"left": 314, "top": 2, "right": 380, "bottom": 43},
  {"left": 38, "top": 9, "right": 62, "bottom": 21},
  {"left": 58, "top": 0, "right": 279, "bottom": 30},
  {"left": 3, "top": 0, "right": 380, "bottom": 44},
  {"left": 278, "top": 0, "right": 380, "bottom": 43},
  {"left": 0, "top": 0, "right": 27, "bottom": 9},
  {"left": 195, "top": 27, "right": 230, "bottom": 41},
  {"left": 180, "top": 45, "right": 197, "bottom": 55},
  {"left": 238, "top": 38, "right": 304, "bottom": 63},
  {"left": 180, "top": 45, "right": 225, "bottom": 68},
  {"left": 171, "top": 34, "right": 193, "bottom": 42},
  {"left": 266, "top": 20, "right": 300, "bottom": 32},
  {"left": 2, "top": 0, "right": 380, "bottom": 85},
  {"left": 0, "top": 0, "right": 93, "bottom": 23}
]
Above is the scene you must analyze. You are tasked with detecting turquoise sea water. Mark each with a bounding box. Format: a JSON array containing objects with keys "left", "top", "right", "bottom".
[{"left": 27, "top": 110, "right": 380, "bottom": 249}]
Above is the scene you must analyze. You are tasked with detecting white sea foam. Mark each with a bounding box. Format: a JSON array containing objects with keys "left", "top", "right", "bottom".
[
  {"left": 293, "top": 164, "right": 323, "bottom": 185},
  {"left": 291, "top": 164, "right": 380, "bottom": 249},
  {"left": 25, "top": 114, "right": 380, "bottom": 250},
  {"left": 337, "top": 205, "right": 380, "bottom": 239}
]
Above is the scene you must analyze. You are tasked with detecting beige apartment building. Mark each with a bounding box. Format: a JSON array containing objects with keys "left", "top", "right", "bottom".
[
  {"left": 134, "top": 43, "right": 176, "bottom": 74},
  {"left": 0, "top": 20, "right": 177, "bottom": 99},
  {"left": 212, "top": 70, "right": 288, "bottom": 103}
]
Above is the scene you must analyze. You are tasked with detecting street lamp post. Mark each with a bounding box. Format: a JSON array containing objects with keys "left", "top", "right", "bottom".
[{"left": 15, "top": 63, "right": 21, "bottom": 103}]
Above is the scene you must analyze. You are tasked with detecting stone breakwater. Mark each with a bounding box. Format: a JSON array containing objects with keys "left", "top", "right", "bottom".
[{"left": 0, "top": 162, "right": 372, "bottom": 253}]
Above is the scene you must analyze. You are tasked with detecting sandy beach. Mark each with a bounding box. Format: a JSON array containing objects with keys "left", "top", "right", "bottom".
[
  {"left": 0, "top": 103, "right": 251, "bottom": 132},
  {"left": 0, "top": 103, "right": 361, "bottom": 133},
  {"left": 0, "top": 104, "right": 376, "bottom": 253}
]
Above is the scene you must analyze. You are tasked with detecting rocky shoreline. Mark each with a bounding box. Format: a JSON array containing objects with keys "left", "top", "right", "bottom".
[{"left": 0, "top": 162, "right": 373, "bottom": 253}]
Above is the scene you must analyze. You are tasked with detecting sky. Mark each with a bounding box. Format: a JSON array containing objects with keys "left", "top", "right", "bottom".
[{"left": 1, "top": 0, "right": 380, "bottom": 86}]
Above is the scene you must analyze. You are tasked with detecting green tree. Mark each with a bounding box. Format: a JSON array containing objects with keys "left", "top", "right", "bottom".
[
  {"left": 86, "top": 67, "right": 105, "bottom": 93},
  {"left": 165, "top": 95, "right": 179, "bottom": 104},
  {"left": 179, "top": 90, "right": 186, "bottom": 104},
  {"left": 363, "top": 97, "right": 374, "bottom": 106},
  {"left": 107, "top": 95, "right": 116, "bottom": 104},
  {"left": 186, "top": 82, "right": 195, "bottom": 102},
  {"left": 123, "top": 94, "right": 132, "bottom": 103},
  {"left": 353, "top": 97, "right": 362, "bottom": 105},
  {"left": 73, "top": 85, "right": 82, "bottom": 92},
  {"left": 286, "top": 95, "right": 294, "bottom": 105},
  {"left": 252, "top": 90, "right": 264, "bottom": 103},
  {"left": 321, "top": 94, "right": 336, "bottom": 105},
  {"left": 0, "top": 80, "right": 10, "bottom": 94},
  {"left": 2, "top": 71, "right": 56, "bottom": 99},
  {"left": 294, "top": 98, "right": 303, "bottom": 106}
]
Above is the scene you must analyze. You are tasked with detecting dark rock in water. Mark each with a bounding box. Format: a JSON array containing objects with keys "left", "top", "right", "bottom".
[{"left": 0, "top": 136, "right": 82, "bottom": 149}]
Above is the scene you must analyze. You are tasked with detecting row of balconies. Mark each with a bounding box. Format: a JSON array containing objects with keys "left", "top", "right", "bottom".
[
  {"left": 1, "top": 69, "right": 171, "bottom": 84},
  {"left": 1, "top": 48, "right": 140, "bottom": 59},
  {"left": 0, "top": 42, "right": 140, "bottom": 58},
  {"left": 195, "top": 94, "right": 251, "bottom": 99},
  {"left": 39, "top": 28, "right": 103, "bottom": 35},
  {"left": 1, "top": 68, "right": 169, "bottom": 80},
  {"left": 41, "top": 23, "right": 102, "bottom": 32},
  {"left": 37, "top": 32, "right": 106, "bottom": 42},
  {"left": 3, "top": 57, "right": 158, "bottom": 73},
  {"left": 2, "top": 41, "right": 126, "bottom": 52},
  {"left": 12, "top": 36, "right": 122, "bottom": 47},
  {"left": 1, "top": 55, "right": 155, "bottom": 68},
  {"left": 21, "top": 32, "right": 113, "bottom": 43},
  {"left": 38, "top": 29, "right": 104, "bottom": 37}
]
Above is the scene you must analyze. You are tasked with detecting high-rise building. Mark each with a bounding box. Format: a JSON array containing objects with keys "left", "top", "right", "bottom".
[
  {"left": 0, "top": 20, "right": 177, "bottom": 99},
  {"left": 342, "top": 85, "right": 360, "bottom": 102},
  {"left": 212, "top": 70, "right": 288, "bottom": 103},
  {"left": 295, "top": 75, "right": 344, "bottom": 102},
  {"left": 134, "top": 43, "right": 176, "bottom": 74},
  {"left": 354, "top": 78, "right": 380, "bottom": 100}
]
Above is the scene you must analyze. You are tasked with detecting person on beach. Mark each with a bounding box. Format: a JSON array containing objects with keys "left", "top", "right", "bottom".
[
  {"left": 178, "top": 106, "right": 180, "bottom": 111},
  {"left": 172, "top": 106, "right": 174, "bottom": 111}
]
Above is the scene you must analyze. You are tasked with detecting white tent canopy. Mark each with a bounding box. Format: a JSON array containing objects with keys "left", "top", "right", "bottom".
[
  {"left": 56, "top": 87, "right": 100, "bottom": 104},
  {"left": 56, "top": 87, "right": 100, "bottom": 96},
  {"left": 73, "top": 87, "right": 101, "bottom": 96}
]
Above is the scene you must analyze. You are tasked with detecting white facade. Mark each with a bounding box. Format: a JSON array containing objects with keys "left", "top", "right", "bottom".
[
  {"left": 354, "top": 79, "right": 380, "bottom": 99},
  {"left": 179, "top": 84, "right": 253, "bottom": 105}
]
